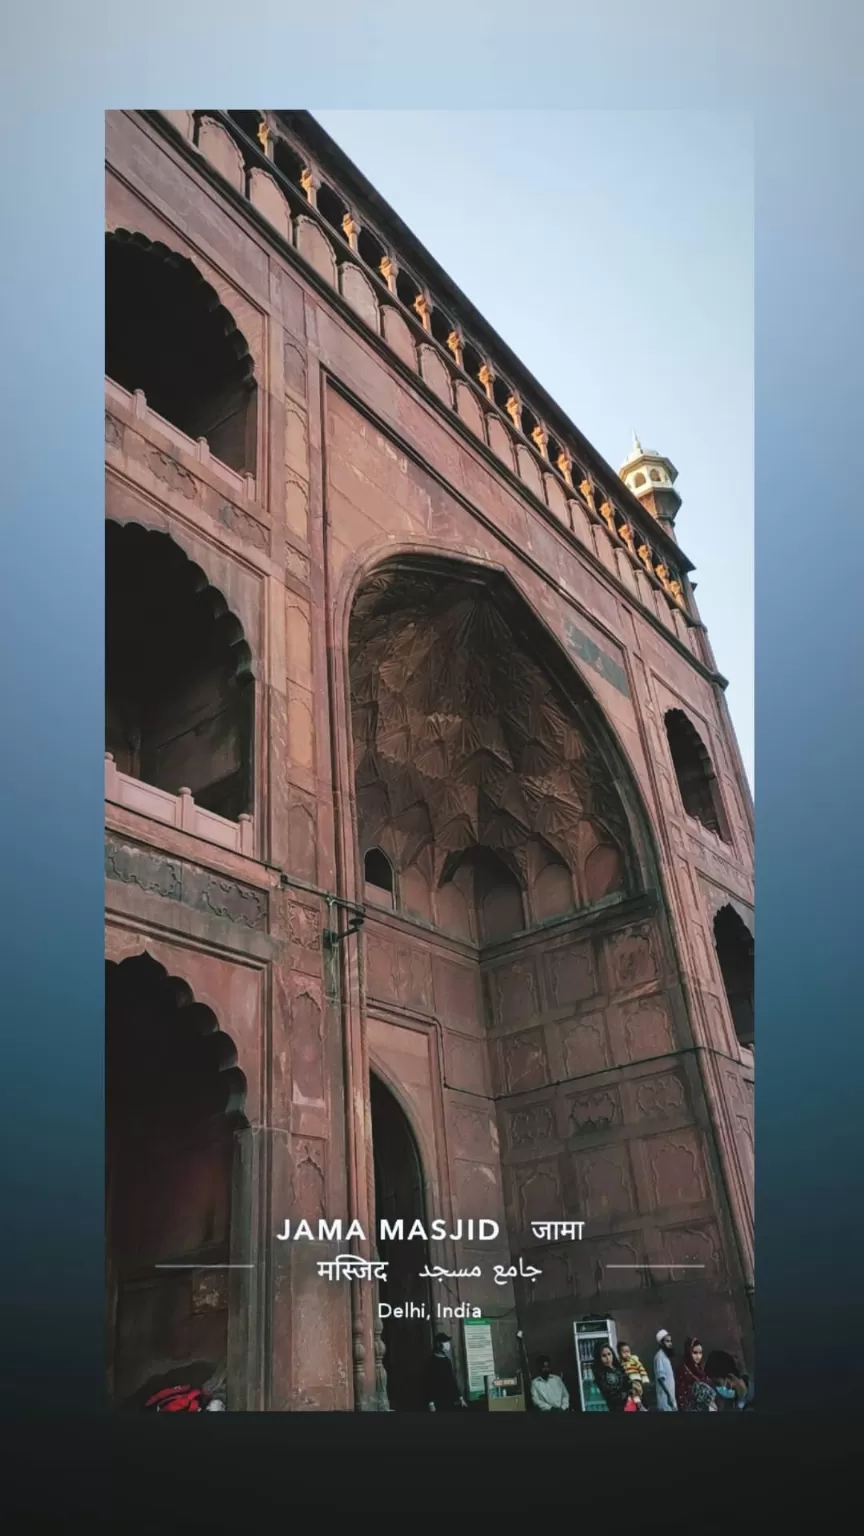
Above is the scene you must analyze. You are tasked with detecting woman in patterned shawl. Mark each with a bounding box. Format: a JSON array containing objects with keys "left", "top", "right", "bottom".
[
  {"left": 592, "top": 1342, "right": 634, "bottom": 1413},
  {"left": 675, "top": 1338, "right": 718, "bottom": 1412}
]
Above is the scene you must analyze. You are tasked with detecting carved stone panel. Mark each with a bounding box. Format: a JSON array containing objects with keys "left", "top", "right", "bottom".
[
  {"left": 291, "top": 1136, "right": 327, "bottom": 1224},
  {"left": 249, "top": 167, "right": 291, "bottom": 240},
  {"left": 381, "top": 306, "right": 417, "bottom": 370},
  {"left": 286, "top": 599, "right": 313, "bottom": 684},
  {"left": 620, "top": 996, "right": 675, "bottom": 1061},
  {"left": 633, "top": 1071, "right": 687, "bottom": 1122},
  {"left": 560, "top": 1013, "right": 610, "bottom": 1078},
  {"left": 197, "top": 118, "right": 245, "bottom": 191},
  {"left": 568, "top": 1087, "right": 621, "bottom": 1137},
  {"left": 487, "top": 415, "right": 515, "bottom": 471},
  {"left": 432, "top": 957, "right": 481, "bottom": 1031},
  {"left": 644, "top": 1130, "right": 708, "bottom": 1209},
  {"left": 285, "top": 396, "right": 309, "bottom": 481},
  {"left": 287, "top": 790, "right": 317, "bottom": 884},
  {"left": 661, "top": 1222, "right": 723, "bottom": 1281},
  {"left": 394, "top": 944, "right": 434, "bottom": 1012},
  {"left": 455, "top": 381, "right": 485, "bottom": 438},
  {"left": 504, "top": 1102, "right": 555, "bottom": 1151},
  {"left": 295, "top": 217, "right": 337, "bottom": 285},
  {"left": 105, "top": 835, "right": 181, "bottom": 902},
  {"left": 455, "top": 1158, "right": 504, "bottom": 1221},
  {"left": 340, "top": 263, "right": 380, "bottom": 331},
  {"left": 283, "top": 336, "right": 307, "bottom": 401},
  {"left": 290, "top": 981, "right": 326, "bottom": 1109},
  {"left": 105, "top": 835, "right": 268, "bottom": 930},
  {"left": 450, "top": 1102, "right": 499, "bottom": 1162},
  {"left": 501, "top": 1029, "right": 549, "bottom": 1094},
  {"left": 419, "top": 345, "right": 453, "bottom": 406},
  {"left": 444, "top": 1031, "right": 489, "bottom": 1097},
  {"left": 544, "top": 474, "right": 571, "bottom": 527},
  {"left": 489, "top": 959, "right": 538, "bottom": 1029},
  {"left": 287, "top": 900, "right": 321, "bottom": 954},
  {"left": 590, "top": 1234, "right": 646, "bottom": 1292},
  {"left": 365, "top": 934, "right": 399, "bottom": 1005},
  {"left": 572, "top": 1145, "right": 636, "bottom": 1221},
  {"left": 607, "top": 928, "right": 658, "bottom": 993},
  {"left": 545, "top": 944, "right": 596, "bottom": 1009},
  {"left": 514, "top": 1159, "right": 564, "bottom": 1227},
  {"left": 516, "top": 444, "right": 544, "bottom": 500},
  {"left": 215, "top": 497, "right": 269, "bottom": 552}
]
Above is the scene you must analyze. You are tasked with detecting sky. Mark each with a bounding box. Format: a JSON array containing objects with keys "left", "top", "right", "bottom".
[{"left": 311, "top": 110, "right": 753, "bottom": 788}]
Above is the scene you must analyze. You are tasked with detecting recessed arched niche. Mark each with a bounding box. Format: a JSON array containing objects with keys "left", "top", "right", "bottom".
[{"left": 349, "top": 558, "right": 640, "bottom": 948}]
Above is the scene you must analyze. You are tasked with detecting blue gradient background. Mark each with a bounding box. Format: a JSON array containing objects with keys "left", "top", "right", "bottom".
[{"left": 2, "top": 0, "right": 863, "bottom": 1419}]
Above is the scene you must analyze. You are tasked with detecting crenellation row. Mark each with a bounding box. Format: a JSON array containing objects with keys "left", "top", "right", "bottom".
[{"left": 157, "top": 109, "right": 695, "bottom": 647}]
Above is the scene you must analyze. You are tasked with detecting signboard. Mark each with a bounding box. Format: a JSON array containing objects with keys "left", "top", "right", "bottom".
[{"left": 463, "top": 1318, "right": 496, "bottom": 1400}]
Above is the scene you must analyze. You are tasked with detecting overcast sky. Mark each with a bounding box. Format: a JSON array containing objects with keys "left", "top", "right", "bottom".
[{"left": 311, "top": 110, "right": 753, "bottom": 788}]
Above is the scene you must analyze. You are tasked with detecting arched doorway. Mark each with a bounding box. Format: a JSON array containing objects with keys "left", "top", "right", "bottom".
[
  {"left": 370, "top": 1072, "right": 432, "bottom": 1410},
  {"left": 106, "top": 520, "right": 255, "bottom": 822},
  {"left": 105, "top": 228, "right": 258, "bottom": 474},
  {"left": 106, "top": 953, "right": 247, "bottom": 1407},
  {"left": 714, "top": 905, "right": 755, "bottom": 1048}
]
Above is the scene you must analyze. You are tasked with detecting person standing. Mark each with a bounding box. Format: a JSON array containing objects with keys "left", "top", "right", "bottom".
[
  {"left": 653, "top": 1329, "right": 678, "bottom": 1412},
  {"left": 675, "top": 1338, "right": 716, "bottom": 1412},
  {"left": 425, "top": 1332, "right": 466, "bottom": 1412},
  {"left": 530, "top": 1355, "right": 570, "bottom": 1413},
  {"left": 592, "top": 1342, "right": 633, "bottom": 1412}
]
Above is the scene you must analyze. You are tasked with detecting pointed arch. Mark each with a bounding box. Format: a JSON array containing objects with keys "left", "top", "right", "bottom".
[
  {"left": 106, "top": 228, "right": 257, "bottom": 473},
  {"left": 106, "top": 952, "right": 247, "bottom": 1406},
  {"left": 664, "top": 708, "right": 730, "bottom": 840},
  {"left": 714, "top": 904, "right": 755, "bottom": 1049},
  {"left": 106, "top": 519, "right": 255, "bottom": 821}
]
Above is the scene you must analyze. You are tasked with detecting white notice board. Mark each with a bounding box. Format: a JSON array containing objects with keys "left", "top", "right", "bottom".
[{"left": 463, "top": 1318, "right": 496, "bottom": 1399}]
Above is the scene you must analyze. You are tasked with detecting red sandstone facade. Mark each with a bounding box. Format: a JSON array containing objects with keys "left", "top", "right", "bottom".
[{"left": 104, "top": 109, "right": 755, "bottom": 1411}]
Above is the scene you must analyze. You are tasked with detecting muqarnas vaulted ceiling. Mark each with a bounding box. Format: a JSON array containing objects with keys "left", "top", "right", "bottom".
[{"left": 349, "top": 568, "right": 635, "bottom": 945}]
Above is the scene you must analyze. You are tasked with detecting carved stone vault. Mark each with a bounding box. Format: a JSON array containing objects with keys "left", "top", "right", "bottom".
[{"left": 350, "top": 566, "right": 635, "bottom": 941}]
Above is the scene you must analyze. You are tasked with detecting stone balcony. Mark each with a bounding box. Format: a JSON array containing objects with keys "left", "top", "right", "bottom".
[{"left": 105, "top": 752, "right": 255, "bottom": 859}]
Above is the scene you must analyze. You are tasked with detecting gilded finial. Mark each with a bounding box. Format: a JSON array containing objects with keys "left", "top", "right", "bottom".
[
  {"left": 478, "top": 363, "right": 494, "bottom": 400},
  {"left": 341, "top": 213, "right": 359, "bottom": 250},
  {"left": 531, "top": 424, "right": 548, "bottom": 458},
  {"left": 413, "top": 294, "right": 431, "bottom": 331},
  {"left": 505, "top": 395, "right": 522, "bottom": 430},
  {"left": 556, "top": 452, "right": 573, "bottom": 487},
  {"left": 447, "top": 330, "right": 463, "bottom": 368}
]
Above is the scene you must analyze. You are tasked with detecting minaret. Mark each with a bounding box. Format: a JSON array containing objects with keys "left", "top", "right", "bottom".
[{"left": 618, "top": 431, "right": 682, "bottom": 539}]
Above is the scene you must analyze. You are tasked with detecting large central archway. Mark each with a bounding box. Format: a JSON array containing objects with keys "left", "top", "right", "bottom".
[
  {"left": 349, "top": 560, "right": 643, "bottom": 937},
  {"left": 106, "top": 954, "right": 247, "bottom": 1408},
  {"left": 347, "top": 556, "right": 752, "bottom": 1388}
]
